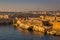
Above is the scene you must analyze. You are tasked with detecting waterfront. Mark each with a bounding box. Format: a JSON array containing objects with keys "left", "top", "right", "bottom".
[{"left": 0, "top": 25, "right": 60, "bottom": 40}]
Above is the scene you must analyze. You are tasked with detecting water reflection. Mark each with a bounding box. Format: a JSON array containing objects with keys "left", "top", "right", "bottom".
[
  {"left": 17, "top": 27, "right": 60, "bottom": 40},
  {"left": 0, "top": 25, "right": 60, "bottom": 40}
]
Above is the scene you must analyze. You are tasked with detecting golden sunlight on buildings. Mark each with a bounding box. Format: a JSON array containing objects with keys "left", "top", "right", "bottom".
[
  {"left": 32, "top": 11, "right": 47, "bottom": 14},
  {"left": 56, "top": 17, "right": 60, "bottom": 21},
  {"left": 4, "top": 15, "right": 9, "bottom": 19},
  {"left": 0, "top": 15, "right": 9, "bottom": 19},
  {"left": 56, "top": 12, "right": 60, "bottom": 15},
  {"left": 0, "top": 15, "right": 3, "bottom": 19}
]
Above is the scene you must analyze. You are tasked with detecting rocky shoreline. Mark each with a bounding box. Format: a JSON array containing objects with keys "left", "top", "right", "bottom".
[{"left": 13, "top": 18, "right": 60, "bottom": 36}]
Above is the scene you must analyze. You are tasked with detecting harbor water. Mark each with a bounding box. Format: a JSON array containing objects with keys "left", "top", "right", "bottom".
[{"left": 0, "top": 25, "right": 60, "bottom": 40}]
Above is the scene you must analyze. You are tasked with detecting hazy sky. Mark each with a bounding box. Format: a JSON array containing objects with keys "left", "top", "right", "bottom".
[{"left": 0, "top": 0, "right": 60, "bottom": 12}]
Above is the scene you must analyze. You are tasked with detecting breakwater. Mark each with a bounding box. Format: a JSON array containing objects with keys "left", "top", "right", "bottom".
[{"left": 13, "top": 17, "right": 60, "bottom": 36}]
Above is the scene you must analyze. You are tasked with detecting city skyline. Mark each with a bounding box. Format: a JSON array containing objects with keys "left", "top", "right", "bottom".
[{"left": 0, "top": 0, "right": 60, "bottom": 12}]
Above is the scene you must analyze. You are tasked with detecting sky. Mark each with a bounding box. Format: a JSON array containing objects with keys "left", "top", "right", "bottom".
[{"left": 0, "top": 0, "right": 60, "bottom": 12}]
